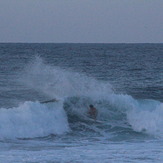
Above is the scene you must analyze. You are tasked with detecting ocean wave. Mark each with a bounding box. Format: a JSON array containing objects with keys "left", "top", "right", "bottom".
[
  {"left": 0, "top": 96, "right": 162, "bottom": 140},
  {"left": 9, "top": 56, "right": 162, "bottom": 139}
]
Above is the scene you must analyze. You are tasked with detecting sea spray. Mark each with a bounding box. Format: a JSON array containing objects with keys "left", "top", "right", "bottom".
[{"left": 20, "top": 56, "right": 113, "bottom": 99}]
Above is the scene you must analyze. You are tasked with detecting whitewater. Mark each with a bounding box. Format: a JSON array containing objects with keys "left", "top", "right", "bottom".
[{"left": 0, "top": 43, "right": 162, "bottom": 163}]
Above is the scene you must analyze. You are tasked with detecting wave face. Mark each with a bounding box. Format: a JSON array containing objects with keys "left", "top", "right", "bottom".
[
  {"left": 63, "top": 95, "right": 163, "bottom": 139},
  {"left": 0, "top": 56, "right": 162, "bottom": 139}
]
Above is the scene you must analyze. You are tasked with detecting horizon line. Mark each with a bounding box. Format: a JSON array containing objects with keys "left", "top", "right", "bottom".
[{"left": 0, "top": 42, "right": 163, "bottom": 44}]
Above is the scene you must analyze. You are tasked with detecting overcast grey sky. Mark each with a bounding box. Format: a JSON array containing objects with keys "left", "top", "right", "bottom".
[{"left": 0, "top": 0, "right": 163, "bottom": 43}]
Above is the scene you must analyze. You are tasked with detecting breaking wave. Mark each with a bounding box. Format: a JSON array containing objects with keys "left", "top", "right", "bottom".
[
  {"left": 0, "top": 101, "right": 69, "bottom": 139},
  {"left": 0, "top": 57, "right": 162, "bottom": 139}
]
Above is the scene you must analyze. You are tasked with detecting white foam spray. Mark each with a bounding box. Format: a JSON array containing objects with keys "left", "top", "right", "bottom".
[
  {"left": 127, "top": 101, "right": 163, "bottom": 137},
  {"left": 20, "top": 56, "right": 113, "bottom": 99},
  {"left": 0, "top": 101, "right": 69, "bottom": 139}
]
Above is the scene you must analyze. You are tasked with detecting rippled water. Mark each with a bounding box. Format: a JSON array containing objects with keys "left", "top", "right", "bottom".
[{"left": 0, "top": 43, "right": 162, "bottom": 162}]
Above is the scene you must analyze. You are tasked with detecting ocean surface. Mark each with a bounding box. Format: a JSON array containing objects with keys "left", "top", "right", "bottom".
[{"left": 0, "top": 43, "right": 162, "bottom": 163}]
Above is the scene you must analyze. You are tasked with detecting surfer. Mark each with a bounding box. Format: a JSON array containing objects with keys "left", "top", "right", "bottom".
[{"left": 88, "top": 104, "right": 98, "bottom": 120}]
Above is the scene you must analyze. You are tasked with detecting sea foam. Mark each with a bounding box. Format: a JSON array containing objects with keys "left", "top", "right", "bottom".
[
  {"left": 0, "top": 101, "right": 69, "bottom": 139},
  {"left": 127, "top": 101, "right": 163, "bottom": 137}
]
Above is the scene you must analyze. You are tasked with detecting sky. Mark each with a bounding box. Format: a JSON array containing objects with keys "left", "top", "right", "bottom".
[{"left": 0, "top": 0, "right": 163, "bottom": 43}]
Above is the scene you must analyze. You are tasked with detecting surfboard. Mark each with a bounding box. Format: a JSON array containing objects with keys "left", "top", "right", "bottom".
[
  {"left": 87, "top": 117, "right": 103, "bottom": 124},
  {"left": 40, "top": 98, "right": 58, "bottom": 104}
]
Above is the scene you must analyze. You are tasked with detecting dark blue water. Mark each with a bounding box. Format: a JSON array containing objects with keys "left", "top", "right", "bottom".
[{"left": 0, "top": 43, "right": 163, "bottom": 163}]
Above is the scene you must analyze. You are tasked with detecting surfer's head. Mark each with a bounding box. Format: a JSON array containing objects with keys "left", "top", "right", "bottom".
[{"left": 89, "top": 105, "right": 94, "bottom": 108}]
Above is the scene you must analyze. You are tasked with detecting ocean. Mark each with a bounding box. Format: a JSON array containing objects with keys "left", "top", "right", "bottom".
[{"left": 0, "top": 43, "right": 162, "bottom": 163}]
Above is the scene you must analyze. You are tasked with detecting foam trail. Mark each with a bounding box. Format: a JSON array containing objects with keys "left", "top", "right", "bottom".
[{"left": 0, "top": 101, "right": 69, "bottom": 139}]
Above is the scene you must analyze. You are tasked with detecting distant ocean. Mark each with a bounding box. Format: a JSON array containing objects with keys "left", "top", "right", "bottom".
[{"left": 0, "top": 43, "right": 162, "bottom": 163}]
